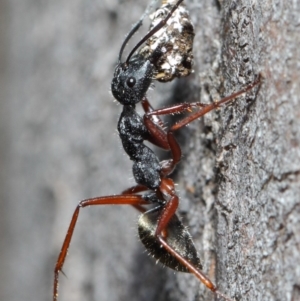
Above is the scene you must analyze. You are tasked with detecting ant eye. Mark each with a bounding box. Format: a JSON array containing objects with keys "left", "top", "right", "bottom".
[{"left": 126, "top": 77, "right": 136, "bottom": 88}]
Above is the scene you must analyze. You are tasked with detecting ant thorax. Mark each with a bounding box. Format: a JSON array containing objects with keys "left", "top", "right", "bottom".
[{"left": 139, "top": 0, "right": 194, "bottom": 82}]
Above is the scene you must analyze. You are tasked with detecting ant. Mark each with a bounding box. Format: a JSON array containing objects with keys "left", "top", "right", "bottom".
[{"left": 53, "top": 0, "right": 260, "bottom": 300}]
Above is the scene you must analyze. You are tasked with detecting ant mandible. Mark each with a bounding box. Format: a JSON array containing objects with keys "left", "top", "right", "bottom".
[{"left": 53, "top": 0, "right": 260, "bottom": 300}]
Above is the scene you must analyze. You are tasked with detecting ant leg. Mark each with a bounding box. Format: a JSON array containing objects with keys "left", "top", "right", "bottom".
[
  {"left": 148, "top": 76, "right": 261, "bottom": 131},
  {"left": 142, "top": 98, "right": 166, "bottom": 133},
  {"left": 142, "top": 98, "right": 182, "bottom": 175},
  {"left": 154, "top": 178, "right": 233, "bottom": 301},
  {"left": 122, "top": 184, "right": 150, "bottom": 212},
  {"left": 141, "top": 98, "right": 170, "bottom": 150},
  {"left": 154, "top": 178, "right": 180, "bottom": 238},
  {"left": 144, "top": 78, "right": 260, "bottom": 174},
  {"left": 53, "top": 194, "right": 149, "bottom": 301},
  {"left": 122, "top": 184, "right": 149, "bottom": 194},
  {"left": 143, "top": 114, "right": 181, "bottom": 175},
  {"left": 157, "top": 236, "right": 234, "bottom": 301}
]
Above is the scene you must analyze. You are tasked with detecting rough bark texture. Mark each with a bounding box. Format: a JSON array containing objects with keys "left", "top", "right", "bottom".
[{"left": 1, "top": 1, "right": 299, "bottom": 301}]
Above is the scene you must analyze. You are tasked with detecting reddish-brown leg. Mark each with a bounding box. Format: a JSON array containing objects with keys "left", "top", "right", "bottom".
[
  {"left": 142, "top": 98, "right": 182, "bottom": 175},
  {"left": 142, "top": 78, "right": 260, "bottom": 175},
  {"left": 148, "top": 76, "right": 261, "bottom": 132},
  {"left": 142, "top": 98, "right": 166, "bottom": 134},
  {"left": 122, "top": 184, "right": 150, "bottom": 212},
  {"left": 157, "top": 236, "right": 233, "bottom": 301},
  {"left": 153, "top": 178, "right": 233, "bottom": 301},
  {"left": 122, "top": 184, "right": 149, "bottom": 194},
  {"left": 141, "top": 98, "right": 170, "bottom": 150},
  {"left": 154, "top": 178, "right": 179, "bottom": 236},
  {"left": 53, "top": 195, "right": 149, "bottom": 301}
]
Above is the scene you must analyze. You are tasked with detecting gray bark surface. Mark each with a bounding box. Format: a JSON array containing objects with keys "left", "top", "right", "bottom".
[{"left": 0, "top": 1, "right": 299, "bottom": 301}]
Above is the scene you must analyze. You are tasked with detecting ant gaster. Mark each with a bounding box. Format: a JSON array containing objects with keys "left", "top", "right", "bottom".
[{"left": 53, "top": 1, "right": 260, "bottom": 300}]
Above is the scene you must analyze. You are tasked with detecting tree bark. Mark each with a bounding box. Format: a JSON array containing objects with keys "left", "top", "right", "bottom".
[{"left": 1, "top": 1, "right": 299, "bottom": 301}]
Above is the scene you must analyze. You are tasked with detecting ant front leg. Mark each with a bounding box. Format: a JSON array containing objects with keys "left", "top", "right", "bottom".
[
  {"left": 142, "top": 98, "right": 182, "bottom": 176},
  {"left": 143, "top": 78, "right": 261, "bottom": 175},
  {"left": 53, "top": 194, "right": 149, "bottom": 301},
  {"left": 147, "top": 76, "right": 261, "bottom": 132}
]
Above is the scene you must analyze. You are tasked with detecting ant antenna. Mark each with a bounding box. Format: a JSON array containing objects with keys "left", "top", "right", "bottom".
[
  {"left": 118, "top": 0, "right": 159, "bottom": 63},
  {"left": 125, "top": 0, "right": 184, "bottom": 65},
  {"left": 118, "top": 20, "right": 143, "bottom": 63}
]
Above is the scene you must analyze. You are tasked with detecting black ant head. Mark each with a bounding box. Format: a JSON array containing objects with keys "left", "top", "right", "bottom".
[
  {"left": 111, "top": 55, "right": 154, "bottom": 106},
  {"left": 111, "top": 8, "right": 157, "bottom": 106},
  {"left": 111, "top": 0, "right": 183, "bottom": 106}
]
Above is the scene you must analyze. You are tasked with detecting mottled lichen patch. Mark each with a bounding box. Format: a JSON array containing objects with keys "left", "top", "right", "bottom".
[{"left": 139, "top": 0, "right": 194, "bottom": 82}]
